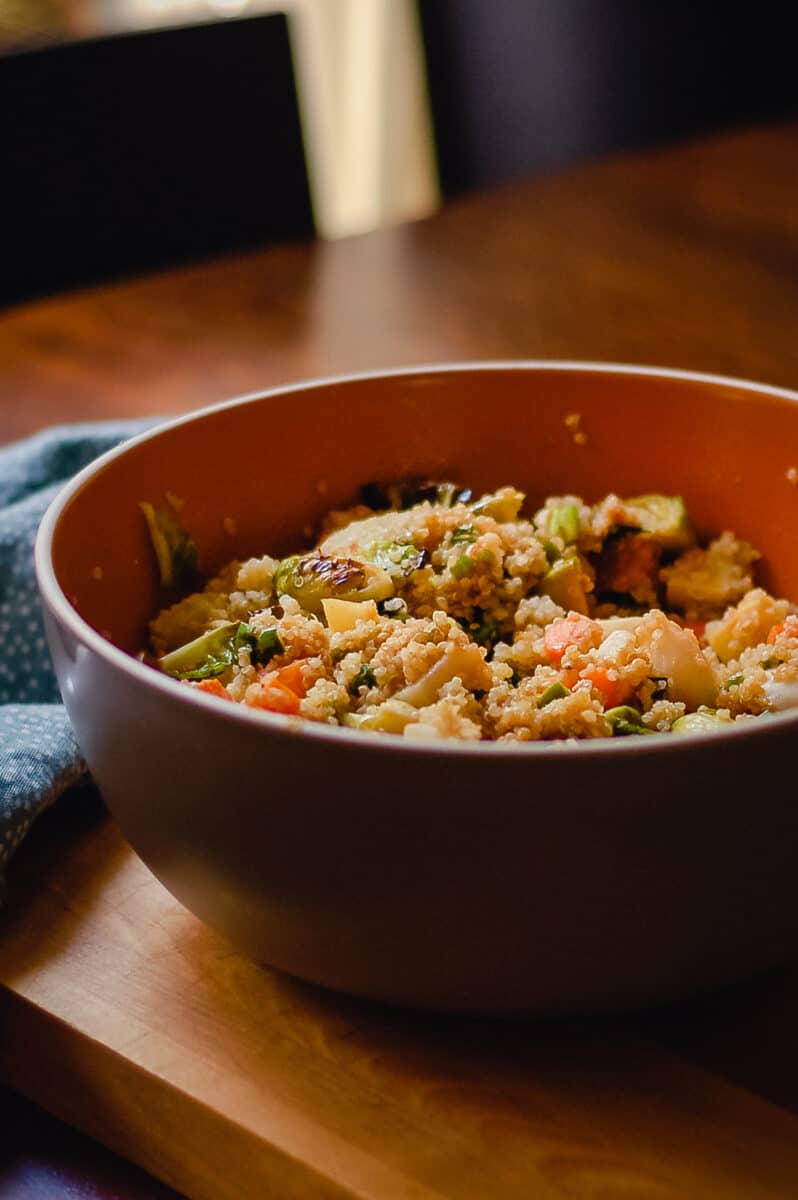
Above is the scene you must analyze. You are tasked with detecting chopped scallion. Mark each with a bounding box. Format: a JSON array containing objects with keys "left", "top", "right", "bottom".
[
  {"left": 605, "top": 705, "right": 653, "bottom": 735},
  {"left": 452, "top": 554, "right": 474, "bottom": 580},
  {"left": 548, "top": 504, "right": 580, "bottom": 544},
  {"left": 349, "top": 663, "right": 377, "bottom": 694},
  {"left": 253, "top": 627, "right": 283, "bottom": 665},
  {"left": 538, "top": 681, "right": 570, "bottom": 708}
]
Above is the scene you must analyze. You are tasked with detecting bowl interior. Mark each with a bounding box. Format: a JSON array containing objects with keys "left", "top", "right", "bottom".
[{"left": 50, "top": 365, "right": 798, "bottom": 653}]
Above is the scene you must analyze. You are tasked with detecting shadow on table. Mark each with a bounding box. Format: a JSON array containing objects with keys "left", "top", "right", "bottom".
[{"left": 0, "top": 1082, "right": 183, "bottom": 1200}]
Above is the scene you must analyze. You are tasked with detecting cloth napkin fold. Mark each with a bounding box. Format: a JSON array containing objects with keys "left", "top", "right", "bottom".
[{"left": 0, "top": 420, "right": 153, "bottom": 891}]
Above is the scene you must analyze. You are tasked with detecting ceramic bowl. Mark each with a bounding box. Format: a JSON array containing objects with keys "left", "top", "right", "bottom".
[{"left": 35, "top": 363, "right": 798, "bottom": 1015}]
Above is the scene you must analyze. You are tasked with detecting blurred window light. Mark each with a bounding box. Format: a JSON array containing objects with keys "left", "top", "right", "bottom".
[
  {"left": 207, "top": 0, "right": 251, "bottom": 12},
  {"left": 290, "top": 0, "right": 439, "bottom": 237},
  {"left": 0, "top": 0, "right": 439, "bottom": 239},
  {"left": 94, "top": 0, "right": 260, "bottom": 26},
  {"left": 108, "top": 0, "right": 441, "bottom": 237}
]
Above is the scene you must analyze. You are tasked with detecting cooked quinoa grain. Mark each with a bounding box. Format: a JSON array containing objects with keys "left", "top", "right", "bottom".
[{"left": 146, "top": 482, "right": 798, "bottom": 741}]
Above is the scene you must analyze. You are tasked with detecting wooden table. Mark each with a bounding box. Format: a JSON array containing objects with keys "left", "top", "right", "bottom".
[{"left": 2, "top": 121, "right": 798, "bottom": 1199}]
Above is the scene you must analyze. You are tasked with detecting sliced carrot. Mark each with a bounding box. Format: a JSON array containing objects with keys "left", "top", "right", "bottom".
[
  {"left": 580, "top": 665, "right": 626, "bottom": 709},
  {"left": 246, "top": 680, "right": 302, "bottom": 714},
  {"left": 247, "top": 659, "right": 308, "bottom": 713},
  {"left": 544, "top": 613, "right": 602, "bottom": 664},
  {"left": 273, "top": 660, "right": 308, "bottom": 697},
  {"left": 190, "top": 678, "right": 232, "bottom": 700}
]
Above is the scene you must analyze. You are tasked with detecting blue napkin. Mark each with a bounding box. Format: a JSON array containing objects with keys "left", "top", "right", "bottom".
[{"left": 0, "top": 420, "right": 153, "bottom": 888}]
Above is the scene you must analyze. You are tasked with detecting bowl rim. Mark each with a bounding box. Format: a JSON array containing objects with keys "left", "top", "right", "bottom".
[{"left": 35, "top": 358, "right": 798, "bottom": 761}]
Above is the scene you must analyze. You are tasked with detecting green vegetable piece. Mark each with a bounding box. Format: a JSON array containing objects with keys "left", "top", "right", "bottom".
[
  {"left": 605, "top": 705, "right": 653, "bottom": 736},
  {"left": 349, "top": 663, "right": 377, "bottom": 695},
  {"left": 450, "top": 525, "right": 477, "bottom": 545},
  {"left": 158, "top": 621, "right": 241, "bottom": 680},
  {"left": 471, "top": 488, "right": 525, "bottom": 522},
  {"left": 140, "top": 501, "right": 199, "bottom": 589},
  {"left": 233, "top": 622, "right": 255, "bottom": 650},
  {"left": 548, "top": 504, "right": 580, "bottom": 545},
  {"left": 538, "top": 681, "right": 571, "bottom": 708},
  {"left": 432, "top": 482, "right": 471, "bottom": 507},
  {"left": 273, "top": 554, "right": 301, "bottom": 596},
  {"left": 538, "top": 554, "right": 589, "bottom": 614},
  {"left": 672, "top": 710, "right": 731, "bottom": 735},
  {"left": 254, "top": 627, "right": 283, "bottom": 665},
  {"left": 723, "top": 672, "right": 744, "bottom": 690},
  {"left": 605, "top": 705, "right": 643, "bottom": 725},
  {"left": 622, "top": 494, "right": 694, "bottom": 551},
  {"left": 273, "top": 551, "right": 393, "bottom": 613},
  {"left": 370, "top": 541, "right": 427, "bottom": 578},
  {"left": 452, "top": 554, "right": 474, "bottom": 580},
  {"left": 342, "top": 706, "right": 414, "bottom": 734},
  {"left": 159, "top": 619, "right": 278, "bottom": 680}
]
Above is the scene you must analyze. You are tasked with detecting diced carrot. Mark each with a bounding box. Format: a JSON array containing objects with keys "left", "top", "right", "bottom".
[
  {"left": 768, "top": 615, "right": 798, "bottom": 644},
  {"left": 246, "top": 680, "right": 302, "bottom": 714},
  {"left": 191, "top": 678, "right": 232, "bottom": 700},
  {"left": 247, "top": 660, "right": 308, "bottom": 713},
  {"left": 274, "top": 660, "right": 308, "bottom": 697},
  {"left": 544, "top": 613, "right": 602, "bottom": 664},
  {"left": 580, "top": 665, "right": 626, "bottom": 709}
]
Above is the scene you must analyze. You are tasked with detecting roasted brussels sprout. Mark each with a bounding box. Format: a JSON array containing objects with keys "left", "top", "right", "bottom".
[
  {"left": 274, "top": 552, "right": 393, "bottom": 613},
  {"left": 671, "top": 710, "right": 731, "bottom": 734}
]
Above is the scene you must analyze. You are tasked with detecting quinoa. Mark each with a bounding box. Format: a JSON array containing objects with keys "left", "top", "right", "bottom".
[{"left": 145, "top": 482, "right": 798, "bottom": 741}]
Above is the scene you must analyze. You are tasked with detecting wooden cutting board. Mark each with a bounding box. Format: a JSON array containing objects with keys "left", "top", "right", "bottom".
[{"left": 3, "top": 790, "right": 798, "bottom": 1200}]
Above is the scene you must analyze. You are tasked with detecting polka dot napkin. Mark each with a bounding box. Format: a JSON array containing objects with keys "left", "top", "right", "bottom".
[{"left": 0, "top": 420, "right": 153, "bottom": 892}]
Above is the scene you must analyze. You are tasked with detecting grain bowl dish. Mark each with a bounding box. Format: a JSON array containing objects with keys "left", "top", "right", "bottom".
[
  {"left": 146, "top": 482, "right": 798, "bottom": 741},
  {"left": 36, "top": 363, "right": 798, "bottom": 1014}
]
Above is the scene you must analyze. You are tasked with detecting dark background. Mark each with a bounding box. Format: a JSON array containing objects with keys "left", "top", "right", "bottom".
[
  {"left": 420, "top": 0, "right": 798, "bottom": 194},
  {"left": 1, "top": 13, "right": 313, "bottom": 306}
]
